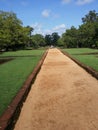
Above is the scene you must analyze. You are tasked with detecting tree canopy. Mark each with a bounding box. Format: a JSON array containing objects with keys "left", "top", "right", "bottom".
[
  {"left": 0, "top": 10, "right": 60, "bottom": 51},
  {"left": 60, "top": 10, "right": 98, "bottom": 48},
  {"left": 0, "top": 11, "right": 34, "bottom": 51},
  {"left": 0, "top": 10, "right": 98, "bottom": 51}
]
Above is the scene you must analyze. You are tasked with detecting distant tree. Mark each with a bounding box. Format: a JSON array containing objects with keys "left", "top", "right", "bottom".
[
  {"left": 61, "top": 10, "right": 98, "bottom": 49},
  {"left": 51, "top": 32, "right": 60, "bottom": 46},
  {"left": 61, "top": 26, "right": 78, "bottom": 48},
  {"left": 82, "top": 10, "right": 98, "bottom": 24},
  {"left": 26, "top": 26, "right": 34, "bottom": 37},
  {"left": 57, "top": 37, "right": 65, "bottom": 47},
  {"left": 45, "top": 34, "right": 52, "bottom": 46},
  {"left": 24, "top": 26, "right": 34, "bottom": 47},
  {"left": 79, "top": 10, "right": 98, "bottom": 48},
  {"left": 31, "top": 34, "right": 46, "bottom": 48}
]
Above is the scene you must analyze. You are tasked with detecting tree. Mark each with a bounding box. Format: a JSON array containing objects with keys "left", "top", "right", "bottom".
[
  {"left": 51, "top": 32, "right": 60, "bottom": 46},
  {"left": 45, "top": 34, "right": 52, "bottom": 46},
  {"left": 79, "top": 10, "right": 98, "bottom": 48},
  {"left": 82, "top": 10, "right": 98, "bottom": 24},
  {"left": 26, "top": 26, "right": 34, "bottom": 37},
  {"left": 24, "top": 26, "right": 34, "bottom": 47},
  {"left": 61, "top": 26, "right": 78, "bottom": 48},
  {"left": 57, "top": 37, "right": 66, "bottom": 47},
  {"left": 0, "top": 11, "right": 23, "bottom": 50},
  {"left": 0, "top": 10, "right": 35, "bottom": 51},
  {"left": 79, "top": 23, "right": 96, "bottom": 48},
  {"left": 31, "top": 34, "right": 46, "bottom": 48},
  {"left": 61, "top": 10, "right": 98, "bottom": 49}
]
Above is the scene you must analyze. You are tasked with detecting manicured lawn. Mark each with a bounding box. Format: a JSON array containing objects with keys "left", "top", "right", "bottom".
[
  {"left": 63, "top": 48, "right": 98, "bottom": 71},
  {"left": 0, "top": 50, "right": 44, "bottom": 57},
  {"left": 0, "top": 50, "right": 45, "bottom": 116}
]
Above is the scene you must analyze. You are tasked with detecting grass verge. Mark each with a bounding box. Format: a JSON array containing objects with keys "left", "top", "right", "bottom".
[
  {"left": 62, "top": 48, "right": 98, "bottom": 72},
  {"left": 0, "top": 50, "right": 45, "bottom": 116}
]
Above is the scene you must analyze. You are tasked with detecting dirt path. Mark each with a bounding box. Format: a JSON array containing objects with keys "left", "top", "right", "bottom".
[{"left": 14, "top": 48, "right": 98, "bottom": 130}]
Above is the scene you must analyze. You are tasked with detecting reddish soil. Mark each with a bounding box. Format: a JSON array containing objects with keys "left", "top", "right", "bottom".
[{"left": 14, "top": 48, "right": 98, "bottom": 130}]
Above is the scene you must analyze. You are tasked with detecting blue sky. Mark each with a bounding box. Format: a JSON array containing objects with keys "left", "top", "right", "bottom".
[{"left": 0, "top": 0, "right": 98, "bottom": 35}]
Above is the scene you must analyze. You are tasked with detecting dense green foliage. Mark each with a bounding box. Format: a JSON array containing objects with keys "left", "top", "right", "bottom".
[
  {"left": 0, "top": 50, "right": 44, "bottom": 116},
  {"left": 0, "top": 11, "right": 34, "bottom": 51},
  {"left": 31, "top": 34, "right": 46, "bottom": 48},
  {"left": 60, "top": 10, "right": 98, "bottom": 48},
  {"left": 44, "top": 33, "right": 60, "bottom": 46},
  {"left": 63, "top": 48, "right": 98, "bottom": 71},
  {"left": 0, "top": 10, "right": 60, "bottom": 51},
  {"left": 1, "top": 10, "right": 98, "bottom": 49}
]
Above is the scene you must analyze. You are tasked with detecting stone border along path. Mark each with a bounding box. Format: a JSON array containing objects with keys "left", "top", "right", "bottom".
[{"left": 14, "top": 48, "right": 98, "bottom": 129}]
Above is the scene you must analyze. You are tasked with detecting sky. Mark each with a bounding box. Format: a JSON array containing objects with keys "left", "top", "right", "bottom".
[{"left": 0, "top": 0, "right": 98, "bottom": 35}]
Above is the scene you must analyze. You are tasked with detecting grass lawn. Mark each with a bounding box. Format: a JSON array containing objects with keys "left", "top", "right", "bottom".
[
  {"left": 0, "top": 50, "right": 45, "bottom": 116},
  {"left": 62, "top": 48, "right": 98, "bottom": 72}
]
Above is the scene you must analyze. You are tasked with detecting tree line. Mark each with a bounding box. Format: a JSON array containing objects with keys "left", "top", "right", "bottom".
[
  {"left": 0, "top": 10, "right": 60, "bottom": 51},
  {"left": 60, "top": 10, "right": 98, "bottom": 48},
  {"left": 0, "top": 10, "right": 98, "bottom": 51}
]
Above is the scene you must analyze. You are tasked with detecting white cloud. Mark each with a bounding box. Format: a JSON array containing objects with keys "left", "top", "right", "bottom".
[
  {"left": 52, "top": 13, "right": 60, "bottom": 19},
  {"left": 53, "top": 24, "right": 66, "bottom": 31},
  {"left": 42, "top": 9, "right": 59, "bottom": 19},
  {"left": 31, "top": 23, "right": 43, "bottom": 35},
  {"left": 42, "top": 9, "right": 51, "bottom": 18},
  {"left": 31, "top": 23, "right": 42, "bottom": 29},
  {"left": 44, "top": 29, "right": 53, "bottom": 35},
  {"left": 61, "top": 0, "right": 94, "bottom": 5},
  {"left": 52, "top": 24, "right": 66, "bottom": 35},
  {"left": 76, "top": 0, "right": 94, "bottom": 5},
  {"left": 31, "top": 22, "right": 52, "bottom": 35},
  {"left": 21, "top": 1, "right": 28, "bottom": 6},
  {"left": 44, "top": 25, "right": 66, "bottom": 36},
  {"left": 31, "top": 23, "right": 66, "bottom": 36},
  {"left": 62, "top": 0, "right": 71, "bottom": 4}
]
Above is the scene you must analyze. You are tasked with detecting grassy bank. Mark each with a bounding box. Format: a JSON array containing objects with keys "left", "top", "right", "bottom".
[
  {"left": 63, "top": 48, "right": 98, "bottom": 71},
  {"left": 0, "top": 50, "right": 45, "bottom": 116}
]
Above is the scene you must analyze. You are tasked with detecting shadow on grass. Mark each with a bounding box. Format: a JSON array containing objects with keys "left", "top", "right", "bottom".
[
  {"left": 73, "top": 52, "right": 98, "bottom": 55},
  {"left": 0, "top": 58, "right": 14, "bottom": 65}
]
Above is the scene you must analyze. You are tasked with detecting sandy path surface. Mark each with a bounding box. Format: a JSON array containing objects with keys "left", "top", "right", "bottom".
[{"left": 14, "top": 48, "right": 98, "bottom": 130}]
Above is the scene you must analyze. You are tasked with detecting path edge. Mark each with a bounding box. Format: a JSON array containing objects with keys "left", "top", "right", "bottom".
[
  {"left": 0, "top": 49, "right": 48, "bottom": 130},
  {"left": 61, "top": 49, "right": 98, "bottom": 80}
]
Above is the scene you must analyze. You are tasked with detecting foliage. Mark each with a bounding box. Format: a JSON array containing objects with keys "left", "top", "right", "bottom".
[
  {"left": 45, "top": 32, "right": 60, "bottom": 46},
  {"left": 0, "top": 10, "right": 60, "bottom": 50},
  {"left": 60, "top": 10, "right": 98, "bottom": 48},
  {"left": 51, "top": 32, "right": 60, "bottom": 46},
  {"left": 0, "top": 10, "right": 34, "bottom": 51},
  {"left": 31, "top": 34, "right": 46, "bottom": 48},
  {"left": 45, "top": 34, "right": 52, "bottom": 46},
  {"left": 82, "top": 10, "right": 98, "bottom": 24},
  {"left": 61, "top": 26, "right": 78, "bottom": 48},
  {"left": 57, "top": 38, "right": 65, "bottom": 47},
  {"left": 1, "top": 10, "right": 98, "bottom": 50}
]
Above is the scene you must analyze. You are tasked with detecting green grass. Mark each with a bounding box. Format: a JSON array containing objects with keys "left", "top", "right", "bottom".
[
  {"left": 63, "top": 48, "right": 98, "bottom": 71},
  {"left": 63, "top": 48, "right": 98, "bottom": 54},
  {"left": 0, "top": 50, "right": 43, "bottom": 57},
  {"left": 0, "top": 50, "right": 45, "bottom": 116}
]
